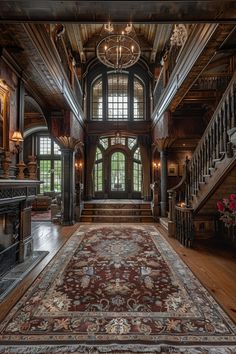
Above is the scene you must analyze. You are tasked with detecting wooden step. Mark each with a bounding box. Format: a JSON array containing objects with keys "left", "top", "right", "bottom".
[
  {"left": 83, "top": 203, "right": 151, "bottom": 209},
  {"left": 82, "top": 208, "right": 152, "bottom": 216},
  {"left": 80, "top": 215, "right": 153, "bottom": 223},
  {"left": 81, "top": 200, "right": 153, "bottom": 223}
]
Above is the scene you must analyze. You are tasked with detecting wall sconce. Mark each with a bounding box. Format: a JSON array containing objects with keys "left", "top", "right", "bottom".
[
  {"left": 153, "top": 162, "right": 161, "bottom": 169},
  {"left": 11, "top": 131, "right": 24, "bottom": 154},
  {"left": 75, "top": 161, "right": 83, "bottom": 170}
]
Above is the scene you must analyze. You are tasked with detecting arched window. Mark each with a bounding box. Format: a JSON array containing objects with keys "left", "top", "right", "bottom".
[
  {"left": 94, "top": 147, "right": 103, "bottom": 192},
  {"left": 92, "top": 76, "right": 103, "bottom": 120},
  {"left": 133, "top": 147, "right": 142, "bottom": 192},
  {"left": 91, "top": 71, "right": 147, "bottom": 121},
  {"left": 111, "top": 151, "right": 126, "bottom": 191},
  {"left": 37, "top": 136, "right": 61, "bottom": 193},
  {"left": 134, "top": 77, "right": 144, "bottom": 120},
  {"left": 108, "top": 73, "right": 128, "bottom": 121}
]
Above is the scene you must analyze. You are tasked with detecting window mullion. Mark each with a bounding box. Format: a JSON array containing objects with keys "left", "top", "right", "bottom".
[
  {"left": 129, "top": 72, "right": 134, "bottom": 121},
  {"left": 103, "top": 72, "right": 108, "bottom": 121}
]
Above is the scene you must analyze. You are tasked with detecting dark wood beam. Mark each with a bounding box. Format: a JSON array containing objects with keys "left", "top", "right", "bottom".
[{"left": 0, "top": 1, "right": 235, "bottom": 24}]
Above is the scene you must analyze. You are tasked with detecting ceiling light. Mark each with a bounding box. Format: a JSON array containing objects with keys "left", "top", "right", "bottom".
[{"left": 96, "top": 23, "right": 141, "bottom": 71}]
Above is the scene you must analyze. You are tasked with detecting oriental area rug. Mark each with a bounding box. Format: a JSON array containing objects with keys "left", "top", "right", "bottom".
[{"left": 0, "top": 224, "right": 236, "bottom": 354}]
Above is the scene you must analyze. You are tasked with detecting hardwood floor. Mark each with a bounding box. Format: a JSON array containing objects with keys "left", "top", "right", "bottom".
[
  {"left": 156, "top": 225, "right": 236, "bottom": 323},
  {"left": 0, "top": 221, "right": 235, "bottom": 326},
  {"left": 0, "top": 221, "right": 78, "bottom": 322}
]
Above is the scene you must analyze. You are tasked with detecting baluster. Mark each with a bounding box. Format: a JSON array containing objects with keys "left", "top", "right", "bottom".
[
  {"left": 233, "top": 84, "right": 236, "bottom": 128},
  {"left": 216, "top": 115, "right": 220, "bottom": 158},
  {"left": 219, "top": 109, "right": 224, "bottom": 154},
  {"left": 204, "top": 140, "right": 207, "bottom": 175},
  {"left": 223, "top": 101, "right": 228, "bottom": 151}
]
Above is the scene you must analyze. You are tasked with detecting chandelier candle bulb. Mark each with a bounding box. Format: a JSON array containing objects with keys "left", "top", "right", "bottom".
[{"left": 97, "top": 22, "right": 141, "bottom": 71}]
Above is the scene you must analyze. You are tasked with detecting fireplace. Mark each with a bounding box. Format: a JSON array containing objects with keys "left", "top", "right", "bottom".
[{"left": 0, "top": 180, "right": 40, "bottom": 277}]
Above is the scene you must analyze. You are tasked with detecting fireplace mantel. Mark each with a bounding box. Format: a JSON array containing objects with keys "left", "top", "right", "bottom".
[
  {"left": 0, "top": 179, "right": 41, "bottom": 205},
  {"left": 0, "top": 179, "right": 41, "bottom": 276}
]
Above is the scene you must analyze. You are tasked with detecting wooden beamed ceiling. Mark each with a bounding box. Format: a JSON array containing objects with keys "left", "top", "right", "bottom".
[
  {"left": 0, "top": 2, "right": 236, "bottom": 137},
  {"left": 0, "top": 1, "right": 235, "bottom": 23},
  {"left": 65, "top": 23, "right": 173, "bottom": 64}
]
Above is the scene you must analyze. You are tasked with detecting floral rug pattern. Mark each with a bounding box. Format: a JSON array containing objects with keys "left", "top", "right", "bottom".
[{"left": 0, "top": 224, "right": 235, "bottom": 353}]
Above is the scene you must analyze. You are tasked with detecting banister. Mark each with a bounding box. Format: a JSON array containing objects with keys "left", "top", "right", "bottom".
[{"left": 190, "top": 71, "right": 236, "bottom": 160}]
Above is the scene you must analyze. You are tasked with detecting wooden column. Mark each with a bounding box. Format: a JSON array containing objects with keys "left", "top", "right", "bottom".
[
  {"left": 17, "top": 78, "right": 25, "bottom": 163},
  {"left": 155, "top": 137, "right": 175, "bottom": 217},
  {"left": 138, "top": 135, "right": 152, "bottom": 201},
  {"left": 84, "top": 135, "right": 98, "bottom": 200},
  {"left": 56, "top": 136, "right": 82, "bottom": 225},
  {"left": 160, "top": 149, "right": 168, "bottom": 216}
]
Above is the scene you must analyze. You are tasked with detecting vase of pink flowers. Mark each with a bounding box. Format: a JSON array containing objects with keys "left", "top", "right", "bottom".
[{"left": 217, "top": 194, "right": 236, "bottom": 227}]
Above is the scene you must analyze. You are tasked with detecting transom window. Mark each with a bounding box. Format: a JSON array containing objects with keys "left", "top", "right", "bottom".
[
  {"left": 98, "top": 136, "right": 137, "bottom": 150},
  {"left": 38, "top": 136, "right": 61, "bottom": 193},
  {"left": 91, "top": 72, "right": 145, "bottom": 121}
]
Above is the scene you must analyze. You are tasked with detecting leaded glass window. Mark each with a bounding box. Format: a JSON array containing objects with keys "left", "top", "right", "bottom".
[
  {"left": 108, "top": 74, "right": 128, "bottom": 121},
  {"left": 38, "top": 136, "right": 61, "bottom": 193},
  {"left": 110, "top": 137, "right": 126, "bottom": 146},
  {"left": 128, "top": 137, "right": 137, "bottom": 150},
  {"left": 100, "top": 138, "right": 108, "bottom": 150},
  {"left": 94, "top": 148, "right": 103, "bottom": 192},
  {"left": 92, "top": 76, "right": 103, "bottom": 120},
  {"left": 39, "top": 160, "right": 51, "bottom": 192},
  {"left": 134, "top": 77, "right": 144, "bottom": 121},
  {"left": 133, "top": 148, "right": 142, "bottom": 192},
  {"left": 111, "top": 152, "right": 125, "bottom": 191}
]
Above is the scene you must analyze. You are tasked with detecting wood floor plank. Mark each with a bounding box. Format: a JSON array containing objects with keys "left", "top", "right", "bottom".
[{"left": 156, "top": 225, "right": 236, "bottom": 323}]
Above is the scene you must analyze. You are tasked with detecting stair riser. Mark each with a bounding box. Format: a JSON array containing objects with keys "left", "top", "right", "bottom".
[
  {"left": 83, "top": 203, "right": 151, "bottom": 210},
  {"left": 80, "top": 216, "right": 153, "bottom": 223},
  {"left": 82, "top": 210, "right": 152, "bottom": 216}
]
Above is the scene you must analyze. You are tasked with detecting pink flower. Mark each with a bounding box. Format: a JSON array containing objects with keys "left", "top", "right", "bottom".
[
  {"left": 217, "top": 201, "right": 225, "bottom": 212},
  {"left": 229, "top": 194, "right": 236, "bottom": 201},
  {"left": 229, "top": 200, "right": 236, "bottom": 212}
]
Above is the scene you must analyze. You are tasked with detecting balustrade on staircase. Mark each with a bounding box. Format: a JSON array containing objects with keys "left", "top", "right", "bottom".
[{"left": 168, "top": 71, "right": 236, "bottom": 247}]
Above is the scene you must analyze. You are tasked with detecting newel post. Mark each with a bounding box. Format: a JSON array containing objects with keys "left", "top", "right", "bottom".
[
  {"left": 150, "top": 181, "right": 160, "bottom": 221},
  {"left": 167, "top": 189, "right": 176, "bottom": 237}
]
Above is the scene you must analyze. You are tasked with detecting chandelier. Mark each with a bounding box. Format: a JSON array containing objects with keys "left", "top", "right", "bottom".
[{"left": 96, "top": 23, "right": 141, "bottom": 71}]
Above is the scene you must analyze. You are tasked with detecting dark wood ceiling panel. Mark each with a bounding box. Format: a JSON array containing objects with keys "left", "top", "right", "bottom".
[{"left": 0, "top": 1, "right": 235, "bottom": 23}]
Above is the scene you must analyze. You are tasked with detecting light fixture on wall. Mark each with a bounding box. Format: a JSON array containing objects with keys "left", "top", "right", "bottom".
[
  {"left": 96, "top": 22, "right": 141, "bottom": 71},
  {"left": 153, "top": 161, "right": 161, "bottom": 169},
  {"left": 10, "top": 131, "right": 24, "bottom": 154}
]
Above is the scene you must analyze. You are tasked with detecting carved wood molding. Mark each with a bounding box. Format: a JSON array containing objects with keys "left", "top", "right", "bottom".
[
  {"left": 55, "top": 136, "right": 83, "bottom": 150},
  {"left": 153, "top": 137, "right": 176, "bottom": 151},
  {"left": 152, "top": 24, "right": 235, "bottom": 124}
]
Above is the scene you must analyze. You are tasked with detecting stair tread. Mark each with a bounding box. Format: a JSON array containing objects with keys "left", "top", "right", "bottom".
[
  {"left": 81, "top": 215, "right": 153, "bottom": 218},
  {"left": 82, "top": 208, "right": 152, "bottom": 211}
]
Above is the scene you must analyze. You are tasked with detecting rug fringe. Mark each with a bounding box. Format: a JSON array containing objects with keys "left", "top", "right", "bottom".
[{"left": 0, "top": 344, "right": 235, "bottom": 354}]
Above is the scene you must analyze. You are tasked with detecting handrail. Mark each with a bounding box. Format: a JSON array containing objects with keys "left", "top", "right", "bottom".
[
  {"left": 167, "top": 70, "right": 236, "bottom": 247},
  {"left": 188, "top": 70, "right": 236, "bottom": 203},
  {"left": 190, "top": 71, "right": 236, "bottom": 159}
]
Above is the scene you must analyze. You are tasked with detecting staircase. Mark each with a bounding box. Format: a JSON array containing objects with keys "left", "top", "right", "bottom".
[
  {"left": 167, "top": 71, "right": 236, "bottom": 247},
  {"left": 80, "top": 201, "right": 153, "bottom": 223}
]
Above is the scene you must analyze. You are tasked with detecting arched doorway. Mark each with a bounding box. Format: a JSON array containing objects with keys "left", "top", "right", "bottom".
[{"left": 93, "top": 136, "right": 143, "bottom": 199}]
